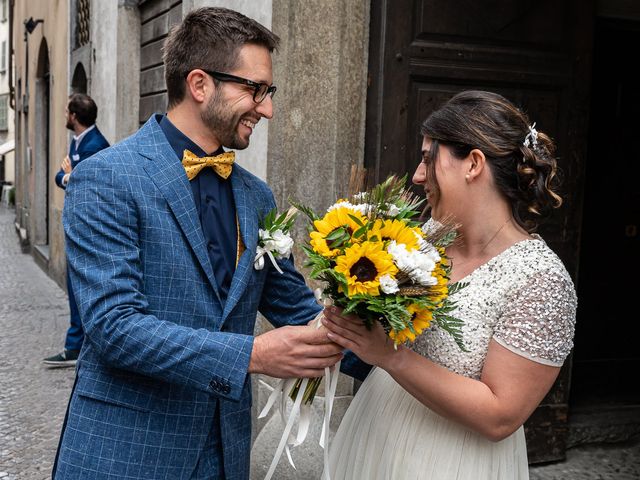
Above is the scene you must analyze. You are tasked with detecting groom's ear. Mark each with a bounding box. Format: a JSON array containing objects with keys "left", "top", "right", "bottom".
[{"left": 184, "top": 69, "right": 210, "bottom": 105}]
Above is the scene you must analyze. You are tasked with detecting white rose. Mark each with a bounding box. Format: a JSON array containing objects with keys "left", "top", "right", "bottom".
[
  {"left": 379, "top": 274, "right": 399, "bottom": 294},
  {"left": 269, "top": 229, "right": 294, "bottom": 257},
  {"left": 388, "top": 241, "right": 439, "bottom": 286},
  {"left": 327, "top": 200, "right": 354, "bottom": 212},
  {"left": 383, "top": 203, "right": 401, "bottom": 217},
  {"left": 387, "top": 241, "right": 413, "bottom": 271},
  {"left": 409, "top": 267, "right": 438, "bottom": 286}
]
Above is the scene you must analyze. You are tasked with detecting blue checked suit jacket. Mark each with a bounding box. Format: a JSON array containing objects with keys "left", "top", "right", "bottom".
[{"left": 53, "top": 115, "right": 330, "bottom": 479}]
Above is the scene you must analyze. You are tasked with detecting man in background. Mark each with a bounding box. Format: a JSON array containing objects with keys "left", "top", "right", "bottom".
[{"left": 43, "top": 93, "right": 109, "bottom": 367}]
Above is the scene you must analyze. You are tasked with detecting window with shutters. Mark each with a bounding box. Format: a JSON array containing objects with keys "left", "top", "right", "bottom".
[
  {"left": 76, "top": 0, "right": 90, "bottom": 49},
  {"left": 0, "top": 95, "right": 8, "bottom": 131},
  {"left": 1, "top": 40, "right": 6, "bottom": 74}
]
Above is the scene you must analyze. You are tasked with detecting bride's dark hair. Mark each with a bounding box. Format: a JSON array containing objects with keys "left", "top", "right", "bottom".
[{"left": 420, "top": 90, "right": 563, "bottom": 232}]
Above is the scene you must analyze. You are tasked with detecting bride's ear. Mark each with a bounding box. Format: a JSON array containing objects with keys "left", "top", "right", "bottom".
[{"left": 465, "top": 149, "right": 486, "bottom": 182}]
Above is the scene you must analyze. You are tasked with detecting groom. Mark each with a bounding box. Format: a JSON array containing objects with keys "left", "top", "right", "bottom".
[{"left": 52, "top": 7, "right": 348, "bottom": 479}]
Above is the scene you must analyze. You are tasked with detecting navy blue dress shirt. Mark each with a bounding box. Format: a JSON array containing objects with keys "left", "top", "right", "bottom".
[{"left": 159, "top": 115, "right": 237, "bottom": 300}]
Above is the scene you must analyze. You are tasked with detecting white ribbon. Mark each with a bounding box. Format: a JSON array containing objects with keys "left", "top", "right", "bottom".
[
  {"left": 254, "top": 252, "right": 265, "bottom": 270},
  {"left": 321, "top": 359, "right": 340, "bottom": 479},
  {"left": 254, "top": 248, "right": 284, "bottom": 274},
  {"left": 259, "top": 377, "right": 309, "bottom": 478},
  {"left": 258, "top": 315, "right": 340, "bottom": 480}
]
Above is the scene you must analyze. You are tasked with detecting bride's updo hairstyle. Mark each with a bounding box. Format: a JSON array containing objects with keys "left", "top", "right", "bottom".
[{"left": 420, "top": 90, "right": 563, "bottom": 231}]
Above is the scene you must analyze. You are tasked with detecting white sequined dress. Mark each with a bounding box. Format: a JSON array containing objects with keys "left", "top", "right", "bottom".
[{"left": 327, "top": 230, "right": 577, "bottom": 480}]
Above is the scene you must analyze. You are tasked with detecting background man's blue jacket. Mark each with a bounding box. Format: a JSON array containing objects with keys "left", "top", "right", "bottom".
[{"left": 55, "top": 125, "right": 110, "bottom": 189}]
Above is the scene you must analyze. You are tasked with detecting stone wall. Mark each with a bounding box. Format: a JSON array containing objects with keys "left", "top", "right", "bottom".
[{"left": 251, "top": 1, "right": 370, "bottom": 476}]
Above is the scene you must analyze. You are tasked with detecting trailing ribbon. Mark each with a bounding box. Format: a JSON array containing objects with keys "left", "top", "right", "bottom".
[
  {"left": 258, "top": 315, "right": 339, "bottom": 480},
  {"left": 254, "top": 247, "right": 284, "bottom": 274}
]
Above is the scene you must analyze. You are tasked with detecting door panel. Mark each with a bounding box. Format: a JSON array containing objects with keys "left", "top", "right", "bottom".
[{"left": 366, "top": 0, "right": 594, "bottom": 463}]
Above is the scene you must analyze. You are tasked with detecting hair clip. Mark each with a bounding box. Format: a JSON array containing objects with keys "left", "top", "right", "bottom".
[{"left": 523, "top": 122, "right": 538, "bottom": 149}]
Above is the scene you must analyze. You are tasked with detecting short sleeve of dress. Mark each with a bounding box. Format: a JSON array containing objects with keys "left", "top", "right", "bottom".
[{"left": 493, "top": 267, "right": 577, "bottom": 366}]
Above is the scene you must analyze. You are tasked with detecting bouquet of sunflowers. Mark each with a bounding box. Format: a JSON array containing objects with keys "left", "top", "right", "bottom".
[
  {"left": 258, "top": 171, "right": 466, "bottom": 479},
  {"left": 302, "top": 175, "right": 465, "bottom": 338},
  {"left": 289, "top": 171, "right": 467, "bottom": 405}
]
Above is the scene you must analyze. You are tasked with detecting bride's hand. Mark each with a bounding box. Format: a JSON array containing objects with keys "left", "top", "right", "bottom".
[{"left": 321, "top": 306, "right": 401, "bottom": 369}]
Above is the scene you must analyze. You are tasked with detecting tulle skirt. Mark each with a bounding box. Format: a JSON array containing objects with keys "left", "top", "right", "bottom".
[{"left": 327, "top": 368, "right": 529, "bottom": 480}]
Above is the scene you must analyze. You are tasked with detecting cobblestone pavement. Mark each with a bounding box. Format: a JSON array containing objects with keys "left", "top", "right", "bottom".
[
  {"left": 0, "top": 206, "right": 75, "bottom": 480},
  {"left": 529, "top": 436, "right": 640, "bottom": 480},
  {"left": 1, "top": 202, "right": 639, "bottom": 480}
]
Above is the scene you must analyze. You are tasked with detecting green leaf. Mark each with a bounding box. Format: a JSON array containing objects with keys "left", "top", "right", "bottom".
[
  {"left": 275, "top": 211, "right": 288, "bottom": 226},
  {"left": 347, "top": 214, "right": 365, "bottom": 227},
  {"left": 326, "top": 228, "right": 347, "bottom": 241},
  {"left": 262, "top": 208, "right": 276, "bottom": 229},
  {"left": 289, "top": 199, "right": 319, "bottom": 222}
]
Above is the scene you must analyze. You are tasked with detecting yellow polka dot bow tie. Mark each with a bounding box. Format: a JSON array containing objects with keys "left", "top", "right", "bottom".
[{"left": 181, "top": 149, "right": 235, "bottom": 180}]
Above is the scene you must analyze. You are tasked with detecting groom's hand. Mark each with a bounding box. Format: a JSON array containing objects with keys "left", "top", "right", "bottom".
[{"left": 249, "top": 323, "right": 343, "bottom": 378}]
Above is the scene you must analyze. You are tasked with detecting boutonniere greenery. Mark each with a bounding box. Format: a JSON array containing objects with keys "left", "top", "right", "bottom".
[{"left": 254, "top": 206, "right": 298, "bottom": 273}]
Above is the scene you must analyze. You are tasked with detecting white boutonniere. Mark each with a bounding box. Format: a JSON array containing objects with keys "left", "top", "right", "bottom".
[{"left": 254, "top": 206, "right": 298, "bottom": 273}]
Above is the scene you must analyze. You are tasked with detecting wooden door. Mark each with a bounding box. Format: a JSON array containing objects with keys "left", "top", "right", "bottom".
[
  {"left": 365, "top": 0, "right": 594, "bottom": 463},
  {"left": 572, "top": 17, "right": 640, "bottom": 412}
]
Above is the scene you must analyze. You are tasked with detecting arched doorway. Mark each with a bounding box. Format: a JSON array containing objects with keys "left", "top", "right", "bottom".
[
  {"left": 34, "top": 38, "right": 50, "bottom": 248},
  {"left": 71, "top": 62, "right": 87, "bottom": 94}
]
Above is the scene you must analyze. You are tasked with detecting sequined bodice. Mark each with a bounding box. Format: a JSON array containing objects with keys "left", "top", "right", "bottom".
[{"left": 411, "top": 232, "right": 577, "bottom": 380}]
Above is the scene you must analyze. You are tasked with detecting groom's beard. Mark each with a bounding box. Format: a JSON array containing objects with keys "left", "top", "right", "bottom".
[{"left": 201, "top": 90, "right": 249, "bottom": 150}]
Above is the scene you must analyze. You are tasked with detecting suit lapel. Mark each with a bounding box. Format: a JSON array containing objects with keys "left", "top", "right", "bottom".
[
  {"left": 221, "top": 169, "right": 259, "bottom": 325},
  {"left": 137, "top": 117, "right": 223, "bottom": 306}
]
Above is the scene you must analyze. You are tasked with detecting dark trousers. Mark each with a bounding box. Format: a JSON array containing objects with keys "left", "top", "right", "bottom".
[{"left": 63, "top": 267, "right": 84, "bottom": 351}]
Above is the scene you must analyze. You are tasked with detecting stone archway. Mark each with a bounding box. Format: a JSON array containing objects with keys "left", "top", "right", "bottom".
[
  {"left": 33, "top": 38, "right": 50, "bottom": 247},
  {"left": 71, "top": 62, "right": 88, "bottom": 94}
]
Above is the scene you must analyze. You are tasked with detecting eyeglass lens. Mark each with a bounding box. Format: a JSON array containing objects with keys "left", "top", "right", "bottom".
[{"left": 255, "top": 84, "right": 276, "bottom": 103}]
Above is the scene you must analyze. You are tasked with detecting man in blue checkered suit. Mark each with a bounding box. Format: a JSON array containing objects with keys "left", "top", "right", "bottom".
[{"left": 52, "top": 7, "right": 359, "bottom": 479}]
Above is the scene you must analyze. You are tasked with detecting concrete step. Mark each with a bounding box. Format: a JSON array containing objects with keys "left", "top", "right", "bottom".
[{"left": 568, "top": 403, "right": 640, "bottom": 447}]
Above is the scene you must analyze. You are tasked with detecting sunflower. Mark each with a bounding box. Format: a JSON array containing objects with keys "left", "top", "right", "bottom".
[
  {"left": 334, "top": 241, "right": 398, "bottom": 296},
  {"left": 370, "top": 219, "right": 422, "bottom": 250},
  {"left": 310, "top": 207, "right": 366, "bottom": 257},
  {"left": 428, "top": 250, "right": 450, "bottom": 307},
  {"left": 389, "top": 304, "right": 433, "bottom": 343}
]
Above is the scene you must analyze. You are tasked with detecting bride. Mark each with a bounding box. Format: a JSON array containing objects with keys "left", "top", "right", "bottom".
[{"left": 322, "top": 90, "right": 577, "bottom": 480}]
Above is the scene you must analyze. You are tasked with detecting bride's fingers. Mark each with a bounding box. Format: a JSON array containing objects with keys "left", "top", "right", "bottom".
[
  {"left": 325, "top": 328, "right": 358, "bottom": 352},
  {"left": 324, "top": 306, "right": 361, "bottom": 324},
  {"left": 323, "top": 313, "right": 366, "bottom": 339},
  {"left": 324, "top": 308, "right": 366, "bottom": 331},
  {"left": 321, "top": 315, "right": 362, "bottom": 345}
]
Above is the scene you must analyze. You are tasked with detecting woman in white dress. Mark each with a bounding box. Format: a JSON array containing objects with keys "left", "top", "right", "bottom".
[{"left": 322, "top": 90, "right": 577, "bottom": 480}]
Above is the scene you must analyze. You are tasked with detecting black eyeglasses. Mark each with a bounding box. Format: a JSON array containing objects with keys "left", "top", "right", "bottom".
[{"left": 196, "top": 70, "right": 276, "bottom": 103}]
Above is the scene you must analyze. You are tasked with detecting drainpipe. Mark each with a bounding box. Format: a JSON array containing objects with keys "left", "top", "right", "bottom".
[{"left": 8, "top": 0, "right": 13, "bottom": 109}]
